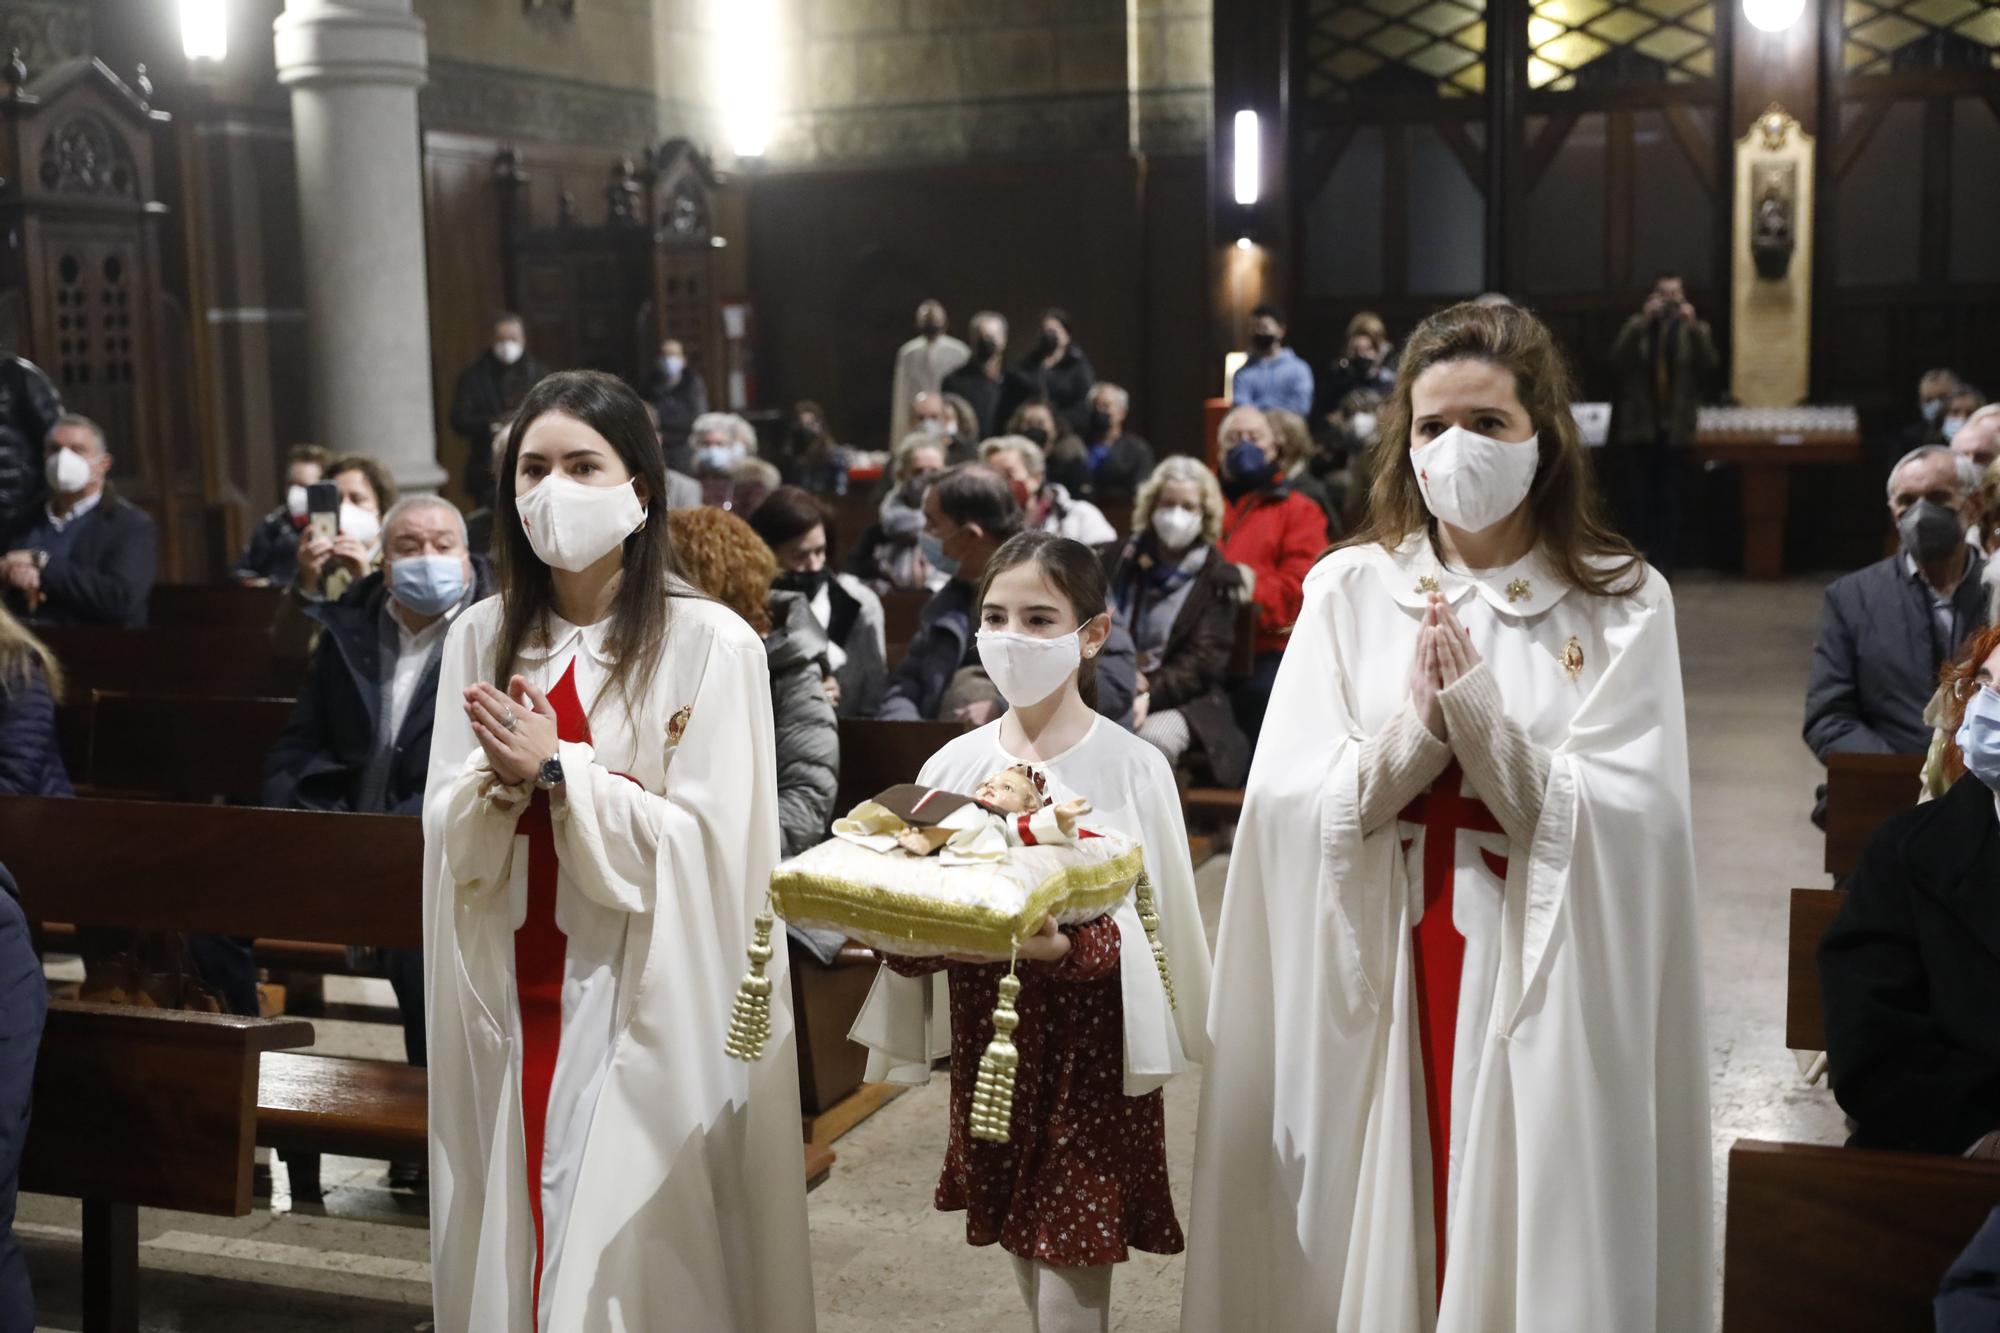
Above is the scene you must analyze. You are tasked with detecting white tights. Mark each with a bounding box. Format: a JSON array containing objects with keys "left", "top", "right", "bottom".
[{"left": 1009, "top": 1256, "right": 1112, "bottom": 1333}]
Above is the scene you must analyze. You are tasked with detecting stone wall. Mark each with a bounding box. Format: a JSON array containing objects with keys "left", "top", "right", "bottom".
[{"left": 761, "top": 0, "right": 1212, "bottom": 166}]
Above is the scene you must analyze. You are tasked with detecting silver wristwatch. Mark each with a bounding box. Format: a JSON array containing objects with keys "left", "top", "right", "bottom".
[{"left": 535, "top": 755, "right": 564, "bottom": 790}]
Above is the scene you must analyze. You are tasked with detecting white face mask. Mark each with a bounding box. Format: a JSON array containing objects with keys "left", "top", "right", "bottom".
[
  {"left": 978, "top": 627, "right": 1084, "bottom": 709},
  {"left": 494, "top": 339, "right": 524, "bottom": 366},
  {"left": 516, "top": 473, "right": 646, "bottom": 573},
  {"left": 1412, "top": 426, "right": 1540, "bottom": 534},
  {"left": 45, "top": 446, "right": 92, "bottom": 495},
  {"left": 1349, "top": 412, "right": 1378, "bottom": 440},
  {"left": 921, "top": 417, "right": 950, "bottom": 438},
  {"left": 1151, "top": 504, "right": 1203, "bottom": 551},
  {"left": 339, "top": 500, "right": 382, "bottom": 546},
  {"left": 286, "top": 484, "right": 310, "bottom": 520}
]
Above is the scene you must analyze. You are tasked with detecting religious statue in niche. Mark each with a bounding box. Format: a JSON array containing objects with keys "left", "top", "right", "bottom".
[{"left": 1750, "top": 161, "right": 1796, "bottom": 280}]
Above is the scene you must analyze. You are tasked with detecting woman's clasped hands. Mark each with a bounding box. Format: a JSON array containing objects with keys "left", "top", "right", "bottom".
[
  {"left": 1410, "top": 592, "right": 1483, "bottom": 740},
  {"left": 466, "top": 675, "right": 562, "bottom": 786}
]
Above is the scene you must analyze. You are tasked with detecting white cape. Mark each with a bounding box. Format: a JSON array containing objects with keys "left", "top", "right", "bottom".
[
  {"left": 1182, "top": 538, "right": 1711, "bottom": 1333},
  {"left": 848, "top": 716, "right": 1211, "bottom": 1096},
  {"left": 422, "top": 592, "right": 815, "bottom": 1333}
]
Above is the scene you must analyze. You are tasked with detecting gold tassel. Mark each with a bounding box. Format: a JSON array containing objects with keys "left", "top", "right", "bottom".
[
  {"left": 724, "top": 906, "right": 776, "bottom": 1062},
  {"left": 968, "top": 960, "right": 1023, "bottom": 1145},
  {"left": 1135, "top": 871, "right": 1177, "bottom": 1011}
]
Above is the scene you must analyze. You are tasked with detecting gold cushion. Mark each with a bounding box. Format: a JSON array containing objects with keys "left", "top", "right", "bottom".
[{"left": 771, "top": 833, "right": 1145, "bottom": 957}]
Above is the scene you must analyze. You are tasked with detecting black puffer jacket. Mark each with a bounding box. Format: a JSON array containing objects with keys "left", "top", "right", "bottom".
[
  {"left": 764, "top": 589, "right": 838, "bottom": 860},
  {"left": 0, "top": 357, "right": 62, "bottom": 535}
]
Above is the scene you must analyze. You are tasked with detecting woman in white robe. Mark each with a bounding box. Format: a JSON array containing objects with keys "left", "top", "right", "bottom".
[
  {"left": 851, "top": 529, "right": 1210, "bottom": 1332},
  {"left": 1182, "top": 302, "right": 1711, "bottom": 1333},
  {"left": 423, "top": 370, "right": 814, "bottom": 1333}
]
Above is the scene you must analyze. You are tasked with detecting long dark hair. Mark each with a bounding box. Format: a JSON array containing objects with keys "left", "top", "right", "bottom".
[
  {"left": 1343, "top": 301, "right": 1642, "bottom": 597},
  {"left": 491, "top": 370, "right": 684, "bottom": 712},
  {"left": 976, "top": 530, "right": 1109, "bottom": 707}
]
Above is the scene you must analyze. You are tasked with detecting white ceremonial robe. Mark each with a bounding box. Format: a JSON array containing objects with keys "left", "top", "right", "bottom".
[
  {"left": 1182, "top": 535, "right": 1711, "bottom": 1333},
  {"left": 850, "top": 715, "right": 1212, "bottom": 1095},
  {"left": 422, "top": 590, "right": 815, "bottom": 1333}
]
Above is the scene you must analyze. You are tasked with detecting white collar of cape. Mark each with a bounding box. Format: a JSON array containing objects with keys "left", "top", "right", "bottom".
[
  {"left": 512, "top": 574, "right": 704, "bottom": 665},
  {"left": 1367, "top": 530, "right": 1575, "bottom": 618}
]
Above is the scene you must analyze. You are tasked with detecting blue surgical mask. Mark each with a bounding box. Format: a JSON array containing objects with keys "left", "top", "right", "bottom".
[
  {"left": 1957, "top": 685, "right": 2000, "bottom": 790},
  {"left": 1923, "top": 398, "right": 1946, "bottom": 423},
  {"left": 920, "top": 530, "right": 959, "bottom": 578},
  {"left": 1943, "top": 415, "right": 1968, "bottom": 443},
  {"left": 389, "top": 554, "right": 467, "bottom": 617},
  {"left": 661, "top": 355, "right": 685, "bottom": 379},
  {"left": 697, "top": 443, "right": 743, "bottom": 474}
]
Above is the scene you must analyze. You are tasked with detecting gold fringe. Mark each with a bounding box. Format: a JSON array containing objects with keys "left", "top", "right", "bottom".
[
  {"left": 724, "top": 906, "right": 776, "bottom": 1062},
  {"left": 968, "top": 955, "right": 1023, "bottom": 1145},
  {"left": 1134, "top": 871, "right": 1176, "bottom": 1011}
]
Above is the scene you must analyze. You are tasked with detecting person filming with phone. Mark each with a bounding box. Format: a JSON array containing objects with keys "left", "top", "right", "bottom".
[
  {"left": 294, "top": 454, "right": 397, "bottom": 603},
  {"left": 0, "top": 413, "right": 155, "bottom": 627},
  {"left": 1608, "top": 272, "right": 1716, "bottom": 574}
]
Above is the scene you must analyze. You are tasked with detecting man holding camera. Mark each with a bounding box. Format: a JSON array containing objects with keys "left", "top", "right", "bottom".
[{"left": 1609, "top": 272, "right": 1717, "bottom": 574}]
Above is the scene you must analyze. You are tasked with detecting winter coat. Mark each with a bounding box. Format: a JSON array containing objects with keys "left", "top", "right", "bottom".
[
  {"left": 0, "top": 357, "right": 62, "bottom": 536},
  {"left": 1007, "top": 346, "right": 1097, "bottom": 435},
  {"left": 1109, "top": 537, "right": 1252, "bottom": 786},
  {"left": 1821, "top": 772, "right": 2000, "bottom": 1155},
  {"left": 826, "top": 573, "right": 888, "bottom": 719},
  {"left": 1219, "top": 485, "right": 1331, "bottom": 656},
  {"left": 1609, "top": 313, "right": 1718, "bottom": 448},
  {"left": 261, "top": 561, "right": 494, "bottom": 814},
  {"left": 1048, "top": 432, "right": 1156, "bottom": 501},
  {"left": 765, "top": 589, "right": 839, "bottom": 860},
  {"left": 0, "top": 660, "right": 70, "bottom": 796},
  {"left": 0, "top": 489, "right": 157, "bottom": 628},
  {"left": 450, "top": 349, "right": 550, "bottom": 503},
  {"left": 235, "top": 506, "right": 303, "bottom": 585}
]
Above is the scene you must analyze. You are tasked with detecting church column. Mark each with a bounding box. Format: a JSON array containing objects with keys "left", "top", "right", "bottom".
[{"left": 273, "top": 0, "right": 444, "bottom": 493}]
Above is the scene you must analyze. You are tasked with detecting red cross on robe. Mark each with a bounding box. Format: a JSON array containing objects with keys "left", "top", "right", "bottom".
[
  {"left": 511, "top": 659, "right": 589, "bottom": 1317},
  {"left": 1398, "top": 760, "right": 1508, "bottom": 1303}
]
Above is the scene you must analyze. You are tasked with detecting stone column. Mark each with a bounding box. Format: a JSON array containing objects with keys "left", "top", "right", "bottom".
[{"left": 273, "top": 0, "right": 444, "bottom": 492}]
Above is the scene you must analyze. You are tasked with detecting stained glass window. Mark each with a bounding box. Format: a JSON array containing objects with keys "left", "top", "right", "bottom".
[
  {"left": 1304, "top": 0, "right": 1490, "bottom": 99},
  {"left": 1527, "top": 0, "right": 1717, "bottom": 89},
  {"left": 1842, "top": 0, "right": 2000, "bottom": 73}
]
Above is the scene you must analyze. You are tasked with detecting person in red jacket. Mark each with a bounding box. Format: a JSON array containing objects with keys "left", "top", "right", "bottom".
[{"left": 1216, "top": 405, "right": 1329, "bottom": 745}]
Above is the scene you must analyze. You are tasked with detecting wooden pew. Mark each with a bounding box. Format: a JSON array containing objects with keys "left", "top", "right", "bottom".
[
  {"left": 80, "top": 691, "right": 295, "bottom": 804},
  {"left": 147, "top": 583, "right": 285, "bottom": 631},
  {"left": 880, "top": 587, "right": 929, "bottom": 646},
  {"left": 1786, "top": 887, "right": 1847, "bottom": 1052},
  {"left": 1723, "top": 1139, "right": 2000, "bottom": 1331},
  {"left": 23, "top": 1001, "right": 315, "bottom": 1333},
  {"left": 38, "top": 625, "right": 309, "bottom": 700},
  {"left": 1823, "top": 751, "right": 1921, "bottom": 879},
  {"left": 832, "top": 717, "right": 971, "bottom": 818}
]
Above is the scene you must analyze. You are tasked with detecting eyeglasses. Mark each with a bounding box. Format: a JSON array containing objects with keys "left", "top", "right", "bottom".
[{"left": 1951, "top": 677, "right": 1999, "bottom": 701}]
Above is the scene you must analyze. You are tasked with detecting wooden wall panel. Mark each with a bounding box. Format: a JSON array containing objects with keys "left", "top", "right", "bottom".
[{"left": 744, "top": 153, "right": 1209, "bottom": 462}]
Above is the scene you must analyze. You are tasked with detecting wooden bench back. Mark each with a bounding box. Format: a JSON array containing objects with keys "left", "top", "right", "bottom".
[
  {"left": 1786, "top": 888, "right": 1847, "bottom": 1051},
  {"left": 39, "top": 625, "right": 310, "bottom": 700},
  {"left": 0, "top": 796, "right": 423, "bottom": 947},
  {"left": 880, "top": 588, "right": 929, "bottom": 646},
  {"left": 22, "top": 1000, "right": 313, "bottom": 1215},
  {"left": 1723, "top": 1138, "right": 2000, "bottom": 1331},
  {"left": 832, "top": 718, "right": 970, "bottom": 821},
  {"left": 148, "top": 583, "right": 285, "bottom": 631},
  {"left": 1824, "top": 751, "right": 1921, "bottom": 878},
  {"left": 1225, "top": 600, "right": 1259, "bottom": 681},
  {"left": 82, "top": 691, "right": 295, "bottom": 804}
]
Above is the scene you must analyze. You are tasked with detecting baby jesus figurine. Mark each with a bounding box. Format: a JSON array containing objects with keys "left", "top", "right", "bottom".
[{"left": 831, "top": 764, "right": 1094, "bottom": 866}]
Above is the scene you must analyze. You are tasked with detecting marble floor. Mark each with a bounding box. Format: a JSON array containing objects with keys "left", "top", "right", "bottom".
[{"left": 21, "top": 575, "right": 1848, "bottom": 1332}]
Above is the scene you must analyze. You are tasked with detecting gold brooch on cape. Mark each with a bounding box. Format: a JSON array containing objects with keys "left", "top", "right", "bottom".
[
  {"left": 1505, "top": 579, "right": 1531, "bottom": 603},
  {"left": 1415, "top": 575, "right": 1441, "bottom": 594},
  {"left": 666, "top": 704, "right": 693, "bottom": 747},
  {"left": 1560, "top": 635, "right": 1584, "bottom": 680}
]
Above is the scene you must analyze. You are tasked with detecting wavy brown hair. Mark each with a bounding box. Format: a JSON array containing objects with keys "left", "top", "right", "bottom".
[
  {"left": 668, "top": 506, "right": 778, "bottom": 636},
  {"left": 1343, "top": 301, "right": 1642, "bottom": 597},
  {"left": 491, "top": 371, "right": 686, "bottom": 715},
  {"left": 0, "top": 603, "right": 62, "bottom": 701}
]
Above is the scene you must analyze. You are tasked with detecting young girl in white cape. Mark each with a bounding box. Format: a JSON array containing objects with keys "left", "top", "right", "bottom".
[
  {"left": 1182, "top": 303, "right": 1711, "bottom": 1332},
  {"left": 422, "top": 371, "right": 814, "bottom": 1333},
  {"left": 851, "top": 530, "right": 1211, "bottom": 1333}
]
